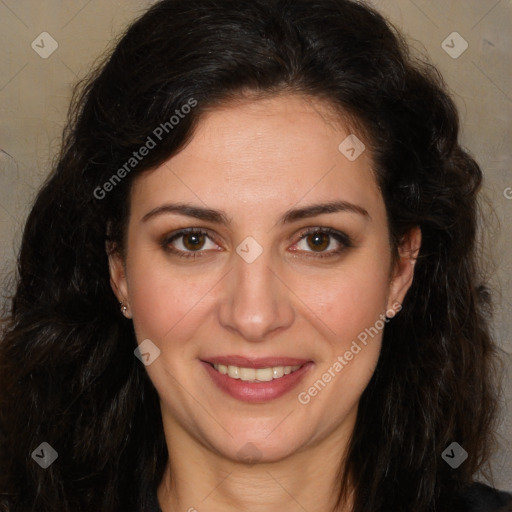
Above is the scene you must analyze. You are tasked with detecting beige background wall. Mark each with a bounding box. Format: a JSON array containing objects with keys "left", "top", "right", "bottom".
[{"left": 0, "top": 0, "right": 510, "bottom": 491}]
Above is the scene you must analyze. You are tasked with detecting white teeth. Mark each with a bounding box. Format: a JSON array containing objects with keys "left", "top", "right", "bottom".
[
  {"left": 212, "top": 363, "right": 301, "bottom": 382},
  {"left": 272, "top": 367, "right": 284, "bottom": 378},
  {"left": 227, "top": 365, "right": 239, "bottom": 379}
]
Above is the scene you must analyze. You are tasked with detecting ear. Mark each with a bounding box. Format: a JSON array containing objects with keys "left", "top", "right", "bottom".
[
  {"left": 107, "top": 242, "right": 132, "bottom": 318},
  {"left": 386, "top": 226, "right": 421, "bottom": 312}
]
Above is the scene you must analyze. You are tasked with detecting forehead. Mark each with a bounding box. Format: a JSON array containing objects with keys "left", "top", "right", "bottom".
[{"left": 130, "top": 94, "right": 384, "bottom": 221}]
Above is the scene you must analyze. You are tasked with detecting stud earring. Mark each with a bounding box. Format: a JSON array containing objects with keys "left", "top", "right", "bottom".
[{"left": 120, "top": 302, "right": 128, "bottom": 316}]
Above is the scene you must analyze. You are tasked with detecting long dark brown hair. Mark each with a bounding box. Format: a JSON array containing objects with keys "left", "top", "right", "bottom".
[{"left": 0, "top": 0, "right": 504, "bottom": 510}]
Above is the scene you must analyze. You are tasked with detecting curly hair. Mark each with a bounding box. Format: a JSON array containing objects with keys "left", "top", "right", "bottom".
[{"left": 0, "top": 0, "right": 504, "bottom": 510}]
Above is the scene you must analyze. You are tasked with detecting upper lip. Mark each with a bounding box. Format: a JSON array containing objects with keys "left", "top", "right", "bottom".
[{"left": 202, "top": 355, "right": 311, "bottom": 369}]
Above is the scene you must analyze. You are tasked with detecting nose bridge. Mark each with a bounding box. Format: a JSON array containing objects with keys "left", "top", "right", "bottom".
[{"left": 218, "top": 245, "right": 294, "bottom": 341}]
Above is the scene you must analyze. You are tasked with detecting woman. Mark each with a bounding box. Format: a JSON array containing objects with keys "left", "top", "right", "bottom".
[{"left": 0, "top": 0, "right": 510, "bottom": 511}]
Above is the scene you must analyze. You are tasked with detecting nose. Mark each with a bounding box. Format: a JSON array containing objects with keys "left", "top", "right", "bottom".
[{"left": 217, "top": 250, "right": 295, "bottom": 342}]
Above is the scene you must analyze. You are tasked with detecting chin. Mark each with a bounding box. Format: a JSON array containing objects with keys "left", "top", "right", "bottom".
[{"left": 214, "top": 428, "right": 306, "bottom": 465}]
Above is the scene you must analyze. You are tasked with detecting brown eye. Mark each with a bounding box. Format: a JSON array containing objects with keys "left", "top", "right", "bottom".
[
  {"left": 293, "top": 227, "right": 353, "bottom": 259},
  {"left": 162, "top": 228, "right": 219, "bottom": 259},
  {"left": 306, "top": 232, "right": 330, "bottom": 252},
  {"left": 182, "top": 232, "right": 206, "bottom": 251}
]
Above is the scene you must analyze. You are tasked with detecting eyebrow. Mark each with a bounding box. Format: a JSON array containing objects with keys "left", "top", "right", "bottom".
[{"left": 141, "top": 200, "right": 371, "bottom": 225}]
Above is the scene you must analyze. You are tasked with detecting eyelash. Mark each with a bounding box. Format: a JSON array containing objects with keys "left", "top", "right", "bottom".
[{"left": 161, "top": 227, "right": 353, "bottom": 260}]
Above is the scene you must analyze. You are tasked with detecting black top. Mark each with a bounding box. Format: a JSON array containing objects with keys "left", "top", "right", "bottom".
[
  {"left": 452, "top": 483, "right": 512, "bottom": 511},
  {"left": 144, "top": 482, "right": 512, "bottom": 511}
]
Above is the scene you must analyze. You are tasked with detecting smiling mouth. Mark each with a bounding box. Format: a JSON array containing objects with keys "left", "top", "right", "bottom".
[{"left": 207, "top": 362, "right": 303, "bottom": 382}]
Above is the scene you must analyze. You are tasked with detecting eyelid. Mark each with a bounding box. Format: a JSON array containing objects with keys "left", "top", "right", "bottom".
[
  {"left": 161, "top": 226, "right": 353, "bottom": 259},
  {"left": 290, "top": 226, "right": 353, "bottom": 257},
  {"left": 162, "top": 227, "right": 221, "bottom": 249}
]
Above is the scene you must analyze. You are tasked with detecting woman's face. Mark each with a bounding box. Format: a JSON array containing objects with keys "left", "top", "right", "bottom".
[{"left": 110, "top": 94, "right": 419, "bottom": 464}]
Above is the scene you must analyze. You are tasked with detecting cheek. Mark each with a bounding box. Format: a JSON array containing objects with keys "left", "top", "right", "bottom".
[
  {"left": 295, "top": 266, "right": 389, "bottom": 423},
  {"left": 126, "top": 253, "right": 225, "bottom": 353},
  {"left": 293, "top": 258, "right": 391, "bottom": 346}
]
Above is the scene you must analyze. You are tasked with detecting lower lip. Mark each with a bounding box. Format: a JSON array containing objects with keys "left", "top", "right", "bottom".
[{"left": 201, "top": 361, "right": 314, "bottom": 403}]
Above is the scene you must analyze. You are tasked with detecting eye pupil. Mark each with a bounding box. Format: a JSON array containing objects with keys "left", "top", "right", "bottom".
[{"left": 308, "top": 232, "right": 329, "bottom": 251}]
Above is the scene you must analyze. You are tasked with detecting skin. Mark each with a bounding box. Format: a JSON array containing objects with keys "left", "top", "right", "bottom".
[{"left": 109, "top": 93, "right": 421, "bottom": 512}]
